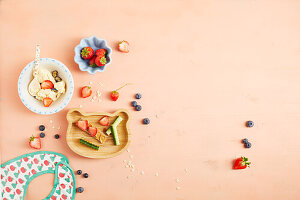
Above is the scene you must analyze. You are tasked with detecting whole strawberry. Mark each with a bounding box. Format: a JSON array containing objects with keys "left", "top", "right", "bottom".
[
  {"left": 110, "top": 83, "right": 131, "bottom": 101},
  {"left": 233, "top": 157, "right": 251, "bottom": 169},
  {"left": 81, "top": 47, "right": 94, "bottom": 60},
  {"left": 95, "top": 49, "right": 106, "bottom": 57},
  {"left": 95, "top": 56, "right": 107, "bottom": 67}
]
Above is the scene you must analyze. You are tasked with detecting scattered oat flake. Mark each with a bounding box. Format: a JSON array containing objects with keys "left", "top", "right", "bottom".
[
  {"left": 155, "top": 172, "right": 159, "bottom": 177},
  {"left": 79, "top": 105, "right": 83, "bottom": 108},
  {"left": 176, "top": 178, "right": 180, "bottom": 183},
  {"left": 89, "top": 81, "right": 93, "bottom": 85},
  {"left": 50, "top": 120, "right": 53, "bottom": 123},
  {"left": 126, "top": 149, "right": 130, "bottom": 153},
  {"left": 126, "top": 165, "right": 129, "bottom": 168},
  {"left": 52, "top": 126, "right": 55, "bottom": 129},
  {"left": 123, "top": 160, "right": 126, "bottom": 163},
  {"left": 185, "top": 168, "right": 188, "bottom": 173},
  {"left": 127, "top": 175, "right": 130, "bottom": 179},
  {"left": 130, "top": 155, "right": 134, "bottom": 159},
  {"left": 57, "top": 126, "right": 61, "bottom": 130},
  {"left": 131, "top": 168, "right": 135, "bottom": 172},
  {"left": 176, "top": 186, "right": 181, "bottom": 190},
  {"left": 141, "top": 171, "right": 145, "bottom": 175}
]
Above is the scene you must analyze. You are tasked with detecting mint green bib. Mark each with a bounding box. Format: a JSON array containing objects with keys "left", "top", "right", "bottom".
[{"left": 1, "top": 151, "right": 76, "bottom": 200}]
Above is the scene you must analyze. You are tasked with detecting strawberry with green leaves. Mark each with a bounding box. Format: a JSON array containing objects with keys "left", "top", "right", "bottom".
[
  {"left": 110, "top": 83, "right": 131, "bottom": 101},
  {"left": 95, "top": 56, "right": 107, "bottom": 67},
  {"left": 95, "top": 49, "right": 106, "bottom": 57},
  {"left": 233, "top": 157, "right": 251, "bottom": 169},
  {"left": 81, "top": 47, "right": 94, "bottom": 60},
  {"left": 89, "top": 55, "right": 97, "bottom": 67}
]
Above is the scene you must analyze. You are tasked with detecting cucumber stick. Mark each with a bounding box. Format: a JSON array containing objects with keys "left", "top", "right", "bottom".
[
  {"left": 112, "top": 116, "right": 123, "bottom": 127},
  {"left": 107, "top": 116, "right": 123, "bottom": 145},
  {"left": 111, "top": 126, "right": 120, "bottom": 145},
  {"left": 79, "top": 139, "right": 99, "bottom": 150}
]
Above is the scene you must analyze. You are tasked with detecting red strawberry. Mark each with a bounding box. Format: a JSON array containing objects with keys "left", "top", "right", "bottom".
[
  {"left": 233, "top": 157, "right": 251, "bottom": 169},
  {"left": 89, "top": 55, "right": 97, "bottom": 67},
  {"left": 44, "top": 160, "right": 49, "bottom": 166},
  {"left": 76, "top": 120, "right": 88, "bottom": 131},
  {"left": 110, "top": 83, "right": 131, "bottom": 101},
  {"left": 18, "top": 178, "right": 24, "bottom": 184},
  {"left": 29, "top": 136, "right": 41, "bottom": 149},
  {"left": 59, "top": 173, "right": 65, "bottom": 178},
  {"left": 88, "top": 126, "right": 97, "bottom": 137},
  {"left": 118, "top": 41, "right": 129, "bottom": 53},
  {"left": 95, "top": 49, "right": 106, "bottom": 57},
  {"left": 34, "top": 158, "right": 39, "bottom": 164},
  {"left": 60, "top": 183, "right": 66, "bottom": 189},
  {"left": 23, "top": 157, "right": 28, "bottom": 162},
  {"left": 7, "top": 176, "right": 12, "bottom": 182},
  {"left": 81, "top": 47, "right": 94, "bottom": 60},
  {"left": 5, "top": 187, "right": 10, "bottom": 192},
  {"left": 81, "top": 86, "right": 92, "bottom": 98},
  {"left": 16, "top": 189, "right": 21, "bottom": 195},
  {"left": 110, "top": 91, "right": 119, "bottom": 101},
  {"left": 43, "top": 97, "right": 53, "bottom": 107},
  {"left": 20, "top": 167, "right": 26, "bottom": 173},
  {"left": 99, "top": 116, "right": 110, "bottom": 126},
  {"left": 51, "top": 196, "right": 56, "bottom": 200},
  {"left": 41, "top": 80, "right": 54, "bottom": 89},
  {"left": 10, "top": 165, "right": 15, "bottom": 171},
  {"left": 95, "top": 56, "right": 107, "bottom": 67},
  {"left": 31, "top": 169, "right": 36, "bottom": 175}
]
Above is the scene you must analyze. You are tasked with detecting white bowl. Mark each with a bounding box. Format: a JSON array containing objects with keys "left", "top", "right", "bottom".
[{"left": 18, "top": 58, "right": 74, "bottom": 115}]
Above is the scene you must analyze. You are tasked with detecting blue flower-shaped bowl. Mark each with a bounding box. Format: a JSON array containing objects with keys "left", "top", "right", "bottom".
[{"left": 74, "top": 36, "right": 112, "bottom": 74}]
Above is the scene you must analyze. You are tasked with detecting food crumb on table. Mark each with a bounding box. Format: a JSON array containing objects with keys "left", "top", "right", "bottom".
[
  {"left": 155, "top": 172, "right": 159, "bottom": 177},
  {"left": 79, "top": 105, "right": 83, "bottom": 108},
  {"left": 176, "top": 178, "right": 180, "bottom": 183},
  {"left": 130, "top": 155, "right": 134, "bottom": 159},
  {"left": 141, "top": 170, "right": 145, "bottom": 175},
  {"left": 176, "top": 186, "right": 181, "bottom": 190},
  {"left": 50, "top": 120, "right": 53, "bottom": 123}
]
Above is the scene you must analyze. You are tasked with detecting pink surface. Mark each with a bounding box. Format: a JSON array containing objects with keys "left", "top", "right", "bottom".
[{"left": 1, "top": 0, "right": 300, "bottom": 199}]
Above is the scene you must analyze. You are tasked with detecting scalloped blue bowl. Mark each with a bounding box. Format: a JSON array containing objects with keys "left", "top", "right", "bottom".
[{"left": 74, "top": 36, "right": 112, "bottom": 74}]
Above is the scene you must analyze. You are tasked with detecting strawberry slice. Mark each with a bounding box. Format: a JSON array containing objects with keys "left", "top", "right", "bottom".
[
  {"left": 88, "top": 127, "right": 98, "bottom": 137},
  {"left": 81, "top": 86, "right": 92, "bottom": 98},
  {"left": 118, "top": 41, "right": 129, "bottom": 53},
  {"left": 41, "top": 80, "right": 54, "bottom": 89},
  {"left": 233, "top": 157, "right": 251, "bottom": 169},
  {"left": 76, "top": 120, "right": 88, "bottom": 131},
  {"left": 99, "top": 116, "right": 110, "bottom": 126},
  {"left": 43, "top": 97, "right": 53, "bottom": 107},
  {"left": 29, "top": 136, "right": 41, "bottom": 149}
]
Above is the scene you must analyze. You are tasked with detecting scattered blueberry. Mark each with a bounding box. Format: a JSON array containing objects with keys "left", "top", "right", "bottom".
[
  {"left": 131, "top": 101, "right": 137, "bottom": 107},
  {"left": 135, "top": 105, "right": 142, "bottom": 111},
  {"left": 242, "top": 138, "right": 248, "bottom": 143},
  {"left": 246, "top": 121, "right": 254, "bottom": 127},
  {"left": 40, "top": 132, "right": 45, "bottom": 138},
  {"left": 54, "top": 134, "right": 60, "bottom": 139},
  {"left": 143, "top": 118, "right": 150, "bottom": 125},
  {"left": 245, "top": 142, "right": 252, "bottom": 148},
  {"left": 76, "top": 187, "right": 84, "bottom": 193},
  {"left": 77, "top": 170, "right": 82, "bottom": 175},
  {"left": 39, "top": 125, "right": 45, "bottom": 131},
  {"left": 135, "top": 93, "right": 142, "bottom": 99},
  {"left": 83, "top": 173, "right": 89, "bottom": 178}
]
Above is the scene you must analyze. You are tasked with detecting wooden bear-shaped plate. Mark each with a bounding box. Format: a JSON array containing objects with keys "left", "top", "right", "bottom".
[{"left": 66, "top": 108, "right": 131, "bottom": 158}]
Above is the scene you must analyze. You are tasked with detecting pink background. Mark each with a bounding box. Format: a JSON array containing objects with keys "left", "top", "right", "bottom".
[{"left": 1, "top": 0, "right": 300, "bottom": 199}]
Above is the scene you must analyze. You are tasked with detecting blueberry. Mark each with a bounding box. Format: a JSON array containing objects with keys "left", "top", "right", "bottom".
[
  {"left": 245, "top": 142, "right": 252, "bottom": 148},
  {"left": 143, "top": 118, "right": 150, "bottom": 125},
  {"left": 242, "top": 138, "right": 248, "bottom": 143},
  {"left": 40, "top": 132, "right": 45, "bottom": 138},
  {"left": 39, "top": 125, "right": 45, "bottom": 131},
  {"left": 246, "top": 121, "right": 254, "bottom": 127},
  {"left": 54, "top": 134, "right": 60, "bottom": 139},
  {"left": 135, "top": 93, "right": 142, "bottom": 99},
  {"left": 76, "top": 187, "right": 84, "bottom": 193},
  {"left": 131, "top": 101, "right": 137, "bottom": 107},
  {"left": 83, "top": 173, "right": 89, "bottom": 178},
  {"left": 135, "top": 105, "right": 142, "bottom": 111},
  {"left": 77, "top": 170, "right": 82, "bottom": 175}
]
